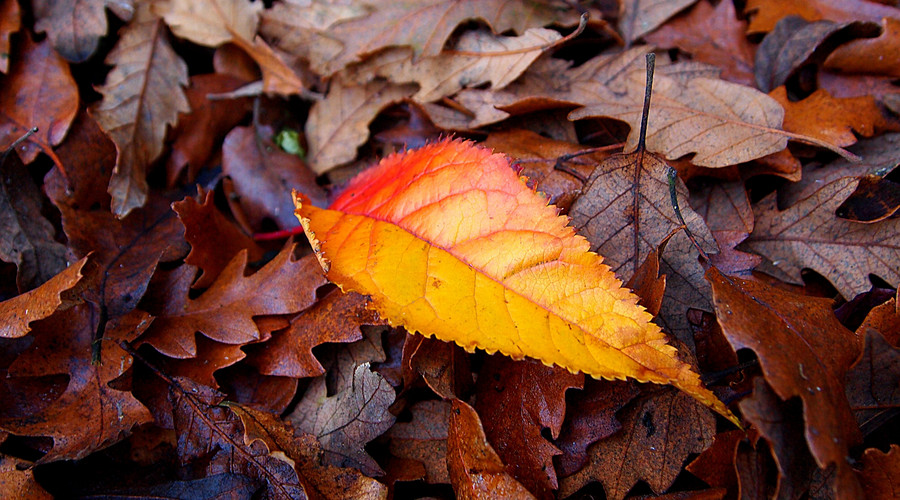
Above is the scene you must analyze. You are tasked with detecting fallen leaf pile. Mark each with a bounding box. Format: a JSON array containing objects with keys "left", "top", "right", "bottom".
[{"left": 0, "top": 0, "right": 898, "bottom": 498}]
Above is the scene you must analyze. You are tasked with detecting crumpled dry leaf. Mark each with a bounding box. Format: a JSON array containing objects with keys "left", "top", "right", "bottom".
[
  {"left": 32, "top": 0, "right": 134, "bottom": 62},
  {"left": 345, "top": 27, "right": 562, "bottom": 103},
  {"left": 769, "top": 86, "right": 889, "bottom": 148},
  {"left": 706, "top": 267, "right": 864, "bottom": 499},
  {"left": 288, "top": 363, "right": 396, "bottom": 476},
  {"left": 92, "top": 2, "right": 189, "bottom": 217},
  {"left": 746, "top": 176, "right": 900, "bottom": 298},
  {"left": 0, "top": 258, "right": 85, "bottom": 339},
  {"left": 306, "top": 77, "right": 417, "bottom": 174},
  {"left": 558, "top": 387, "right": 716, "bottom": 500},
  {"left": 448, "top": 398, "right": 535, "bottom": 499}
]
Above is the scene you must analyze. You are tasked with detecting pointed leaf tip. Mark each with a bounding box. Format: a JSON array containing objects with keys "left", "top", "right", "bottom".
[{"left": 294, "top": 138, "right": 737, "bottom": 424}]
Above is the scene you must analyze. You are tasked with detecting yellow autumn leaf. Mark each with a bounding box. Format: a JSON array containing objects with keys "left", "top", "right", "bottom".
[{"left": 294, "top": 139, "right": 736, "bottom": 424}]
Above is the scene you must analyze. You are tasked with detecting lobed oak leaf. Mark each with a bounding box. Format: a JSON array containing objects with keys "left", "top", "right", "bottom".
[
  {"left": 137, "top": 245, "right": 325, "bottom": 358},
  {"left": 825, "top": 17, "right": 900, "bottom": 78},
  {"left": 448, "top": 399, "right": 535, "bottom": 499},
  {"left": 706, "top": 268, "right": 864, "bottom": 498},
  {"left": 173, "top": 189, "right": 264, "bottom": 289},
  {"left": 0, "top": 258, "right": 86, "bottom": 339},
  {"left": 0, "top": 0, "right": 19, "bottom": 73},
  {"left": 0, "top": 455, "right": 52, "bottom": 499},
  {"left": 247, "top": 289, "right": 380, "bottom": 378},
  {"left": 837, "top": 174, "right": 900, "bottom": 223},
  {"left": 644, "top": 0, "right": 755, "bottom": 87},
  {"left": 746, "top": 176, "right": 900, "bottom": 298},
  {"left": 859, "top": 444, "right": 900, "bottom": 500},
  {"left": 0, "top": 33, "right": 77, "bottom": 165},
  {"left": 474, "top": 356, "right": 583, "bottom": 498},
  {"left": 294, "top": 138, "right": 736, "bottom": 423},
  {"left": 287, "top": 363, "right": 396, "bottom": 476},
  {"left": 690, "top": 179, "right": 762, "bottom": 276},
  {"left": 557, "top": 387, "right": 716, "bottom": 500},
  {"left": 44, "top": 111, "right": 115, "bottom": 212},
  {"left": 0, "top": 306, "right": 154, "bottom": 463},
  {"left": 92, "top": 2, "right": 190, "bottom": 217}
]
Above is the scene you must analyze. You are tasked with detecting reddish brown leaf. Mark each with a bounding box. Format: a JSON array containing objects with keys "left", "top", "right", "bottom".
[
  {"left": 173, "top": 189, "right": 264, "bottom": 289},
  {"left": 138, "top": 247, "right": 323, "bottom": 358},
  {"left": 826, "top": 17, "right": 900, "bottom": 78},
  {"left": 818, "top": 69, "right": 900, "bottom": 103},
  {"left": 746, "top": 176, "right": 900, "bottom": 298},
  {"left": 645, "top": 0, "right": 755, "bottom": 86},
  {"left": 0, "top": 0, "right": 20, "bottom": 73},
  {"left": 447, "top": 399, "right": 535, "bottom": 499},
  {"left": 222, "top": 124, "right": 325, "bottom": 230},
  {"left": 558, "top": 388, "right": 716, "bottom": 500},
  {"left": 858, "top": 295, "right": 900, "bottom": 346},
  {"left": 706, "top": 268, "right": 864, "bottom": 498},
  {"left": 288, "top": 363, "right": 396, "bottom": 476},
  {"left": 474, "top": 357, "right": 582, "bottom": 498},
  {"left": 44, "top": 111, "right": 115, "bottom": 212},
  {"left": 387, "top": 399, "right": 451, "bottom": 484},
  {"left": 0, "top": 455, "right": 51, "bottom": 499},
  {"left": 92, "top": 2, "right": 190, "bottom": 217},
  {"left": 845, "top": 328, "right": 900, "bottom": 435},
  {"left": 60, "top": 196, "right": 186, "bottom": 319},
  {"left": 0, "top": 33, "right": 77, "bottom": 164},
  {"left": 0, "top": 149, "right": 68, "bottom": 292},
  {"left": 0, "top": 306, "right": 153, "bottom": 462},
  {"left": 685, "top": 429, "right": 744, "bottom": 497},
  {"left": 0, "top": 258, "right": 85, "bottom": 339},
  {"left": 690, "top": 179, "right": 762, "bottom": 276},
  {"left": 554, "top": 379, "right": 640, "bottom": 478},
  {"left": 32, "top": 0, "right": 134, "bottom": 62},
  {"left": 859, "top": 444, "right": 900, "bottom": 500},
  {"left": 248, "top": 289, "right": 377, "bottom": 378},
  {"left": 739, "top": 378, "right": 818, "bottom": 499},
  {"left": 166, "top": 73, "right": 252, "bottom": 185}
]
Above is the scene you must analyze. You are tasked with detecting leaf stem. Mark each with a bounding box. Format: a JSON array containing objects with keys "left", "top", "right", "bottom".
[{"left": 637, "top": 53, "right": 654, "bottom": 152}]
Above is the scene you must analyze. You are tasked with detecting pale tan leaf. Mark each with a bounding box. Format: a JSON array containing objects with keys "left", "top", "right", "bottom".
[
  {"left": 306, "top": 77, "right": 417, "bottom": 174},
  {"left": 345, "top": 27, "right": 562, "bottom": 103},
  {"left": 153, "top": 0, "right": 261, "bottom": 46},
  {"left": 569, "top": 69, "right": 792, "bottom": 167},
  {"left": 92, "top": 2, "right": 190, "bottom": 217},
  {"left": 261, "top": 0, "right": 582, "bottom": 76}
]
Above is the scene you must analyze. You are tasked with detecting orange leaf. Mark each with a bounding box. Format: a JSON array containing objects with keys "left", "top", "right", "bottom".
[{"left": 294, "top": 139, "right": 736, "bottom": 424}]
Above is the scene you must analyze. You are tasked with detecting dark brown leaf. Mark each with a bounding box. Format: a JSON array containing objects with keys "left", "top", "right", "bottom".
[
  {"left": 685, "top": 429, "right": 744, "bottom": 497},
  {"left": 754, "top": 16, "right": 850, "bottom": 93},
  {"left": 403, "top": 334, "right": 473, "bottom": 400},
  {"left": 845, "top": 328, "right": 900, "bottom": 435},
  {"left": 835, "top": 174, "right": 900, "bottom": 223},
  {"left": 32, "top": 0, "right": 134, "bottom": 62},
  {"left": 859, "top": 444, "right": 900, "bottom": 500},
  {"left": 706, "top": 267, "right": 864, "bottom": 498},
  {"left": 387, "top": 399, "right": 451, "bottom": 484},
  {"left": 44, "top": 111, "right": 115, "bottom": 212},
  {"left": 474, "top": 357, "right": 583, "bottom": 498},
  {"left": 0, "top": 0, "right": 20, "bottom": 74}
]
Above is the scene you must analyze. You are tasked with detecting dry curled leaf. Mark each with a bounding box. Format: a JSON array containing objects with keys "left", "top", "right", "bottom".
[
  {"left": 0, "top": 258, "right": 85, "bottom": 339},
  {"left": 32, "top": 0, "right": 134, "bottom": 62}
]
